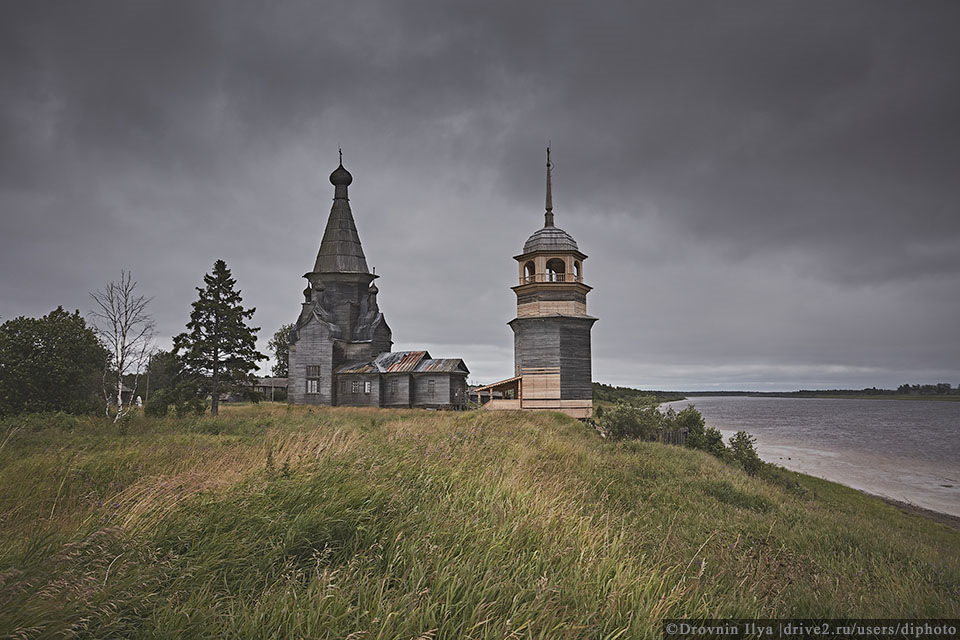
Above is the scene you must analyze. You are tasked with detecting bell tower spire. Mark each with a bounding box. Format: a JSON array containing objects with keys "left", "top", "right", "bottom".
[{"left": 544, "top": 145, "right": 554, "bottom": 227}]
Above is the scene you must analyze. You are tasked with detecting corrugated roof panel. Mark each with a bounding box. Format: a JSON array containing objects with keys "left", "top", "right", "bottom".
[
  {"left": 374, "top": 350, "right": 429, "bottom": 372},
  {"left": 335, "top": 361, "right": 378, "bottom": 374},
  {"left": 414, "top": 358, "right": 469, "bottom": 374}
]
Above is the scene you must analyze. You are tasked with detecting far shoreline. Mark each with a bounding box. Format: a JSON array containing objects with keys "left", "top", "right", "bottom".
[{"left": 672, "top": 392, "right": 960, "bottom": 402}]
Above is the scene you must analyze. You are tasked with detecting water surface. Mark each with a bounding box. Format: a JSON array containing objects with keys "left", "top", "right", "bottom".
[{"left": 663, "top": 396, "right": 960, "bottom": 517}]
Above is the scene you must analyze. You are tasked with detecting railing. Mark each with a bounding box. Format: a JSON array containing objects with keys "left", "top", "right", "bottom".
[{"left": 521, "top": 273, "right": 582, "bottom": 284}]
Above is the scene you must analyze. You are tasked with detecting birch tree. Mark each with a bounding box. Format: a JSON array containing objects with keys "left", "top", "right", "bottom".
[{"left": 89, "top": 271, "right": 155, "bottom": 422}]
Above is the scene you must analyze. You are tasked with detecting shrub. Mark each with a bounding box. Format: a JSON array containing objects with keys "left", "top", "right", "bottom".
[
  {"left": 728, "top": 431, "right": 763, "bottom": 476},
  {"left": 686, "top": 418, "right": 728, "bottom": 459},
  {"left": 145, "top": 385, "right": 206, "bottom": 417},
  {"left": 601, "top": 402, "right": 663, "bottom": 440},
  {"left": 674, "top": 406, "right": 704, "bottom": 432}
]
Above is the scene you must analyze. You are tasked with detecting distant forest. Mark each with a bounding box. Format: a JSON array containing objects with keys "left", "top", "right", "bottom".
[
  {"left": 682, "top": 383, "right": 960, "bottom": 398},
  {"left": 592, "top": 382, "right": 959, "bottom": 402},
  {"left": 591, "top": 383, "right": 685, "bottom": 404}
]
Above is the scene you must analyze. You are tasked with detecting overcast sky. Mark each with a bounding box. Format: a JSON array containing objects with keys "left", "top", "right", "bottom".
[{"left": 2, "top": 1, "right": 959, "bottom": 391}]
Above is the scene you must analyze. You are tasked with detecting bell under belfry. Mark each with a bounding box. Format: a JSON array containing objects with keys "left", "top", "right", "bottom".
[{"left": 475, "top": 147, "right": 597, "bottom": 418}]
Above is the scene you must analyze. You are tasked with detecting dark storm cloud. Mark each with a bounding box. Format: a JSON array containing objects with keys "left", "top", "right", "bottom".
[{"left": 2, "top": 0, "right": 958, "bottom": 390}]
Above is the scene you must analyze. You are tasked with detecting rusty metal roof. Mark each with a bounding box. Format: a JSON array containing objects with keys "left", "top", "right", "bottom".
[
  {"left": 335, "top": 351, "right": 470, "bottom": 376},
  {"left": 414, "top": 358, "right": 469, "bottom": 374},
  {"left": 335, "top": 361, "right": 379, "bottom": 374},
  {"left": 373, "top": 350, "right": 429, "bottom": 372},
  {"left": 336, "top": 351, "right": 430, "bottom": 375}
]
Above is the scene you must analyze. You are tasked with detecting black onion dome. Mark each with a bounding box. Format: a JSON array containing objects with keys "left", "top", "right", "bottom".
[
  {"left": 329, "top": 163, "right": 353, "bottom": 186},
  {"left": 523, "top": 225, "right": 579, "bottom": 253}
]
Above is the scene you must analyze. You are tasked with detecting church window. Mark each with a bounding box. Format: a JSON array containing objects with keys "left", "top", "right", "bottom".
[
  {"left": 364, "top": 381, "right": 371, "bottom": 394},
  {"left": 428, "top": 379, "right": 435, "bottom": 397},
  {"left": 352, "top": 380, "right": 359, "bottom": 394},
  {"left": 390, "top": 378, "right": 399, "bottom": 394},
  {"left": 574, "top": 261, "right": 581, "bottom": 281},
  {"left": 306, "top": 365, "right": 321, "bottom": 394}
]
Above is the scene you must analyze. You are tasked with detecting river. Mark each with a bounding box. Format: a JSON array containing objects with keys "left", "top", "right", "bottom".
[{"left": 662, "top": 396, "right": 960, "bottom": 517}]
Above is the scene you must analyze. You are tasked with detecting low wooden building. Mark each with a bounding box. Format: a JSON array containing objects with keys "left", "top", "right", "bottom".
[{"left": 336, "top": 351, "right": 469, "bottom": 410}]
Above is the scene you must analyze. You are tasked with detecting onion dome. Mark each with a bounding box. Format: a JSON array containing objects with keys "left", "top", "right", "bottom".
[
  {"left": 329, "top": 163, "right": 353, "bottom": 187},
  {"left": 368, "top": 282, "right": 379, "bottom": 295}
]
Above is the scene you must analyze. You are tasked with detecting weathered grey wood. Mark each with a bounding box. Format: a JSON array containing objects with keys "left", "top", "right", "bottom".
[
  {"left": 288, "top": 160, "right": 469, "bottom": 410},
  {"left": 497, "top": 148, "right": 597, "bottom": 417}
]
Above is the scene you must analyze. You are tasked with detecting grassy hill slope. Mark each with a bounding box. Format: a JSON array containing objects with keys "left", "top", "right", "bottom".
[{"left": 1, "top": 405, "right": 958, "bottom": 638}]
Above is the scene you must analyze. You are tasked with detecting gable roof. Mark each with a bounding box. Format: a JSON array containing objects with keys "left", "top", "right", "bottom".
[
  {"left": 335, "top": 350, "right": 429, "bottom": 375},
  {"left": 334, "top": 351, "right": 468, "bottom": 376},
  {"left": 414, "top": 358, "right": 470, "bottom": 375}
]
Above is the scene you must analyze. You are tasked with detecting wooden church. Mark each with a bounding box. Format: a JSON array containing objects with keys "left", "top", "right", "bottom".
[
  {"left": 475, "top": 148, "right": 597, "bottom": 418},
  {"left": 287, "top": 156, "right": 469, "bottom": 409}
]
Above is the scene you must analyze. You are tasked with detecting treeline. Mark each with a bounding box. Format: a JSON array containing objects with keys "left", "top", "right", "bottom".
[
  {"left": 895, "top": 383, "right": 958, "bottom": 396},
  {"left": 676, "top": 384, "right": 960, "bottom": 398},
  {"left": 0, "top": 260, "right": 267, "bottom": 419},
  {"left": 592, "top": 382, "right": 685, "bottom": 404}
]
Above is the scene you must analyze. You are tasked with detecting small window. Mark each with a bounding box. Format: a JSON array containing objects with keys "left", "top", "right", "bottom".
[
  {"left": 390, "top": 378, "right": 399, "bottom": 394},
  {"left": 306, "top": 365, "right": 321, "bottom": 377},
  {"left": 428, "top": 379, "right": 435, "bottom": 397},
  {"left": 306, "top": 379, "right": 318, "bottom": 394},
  {"left": 364, "top": 381, "right": 371, "bottom": 394}
]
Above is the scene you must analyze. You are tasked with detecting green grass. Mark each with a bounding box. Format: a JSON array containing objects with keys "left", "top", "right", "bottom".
[{"left": 1, "top": 404, "right": 958, "bottom": 639}]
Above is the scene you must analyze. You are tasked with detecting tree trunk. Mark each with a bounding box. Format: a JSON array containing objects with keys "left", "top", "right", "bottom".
[
  {"left": 211, "top": 346, "right": 220, "bottom": 416},
  {"left": 115, "top": 376, "right": 124, "bottom": 423}
]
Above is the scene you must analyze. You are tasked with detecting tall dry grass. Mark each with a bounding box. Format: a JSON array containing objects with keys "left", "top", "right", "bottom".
[{"left": 1, "top": 404, "right": 958, "bottom": 638}]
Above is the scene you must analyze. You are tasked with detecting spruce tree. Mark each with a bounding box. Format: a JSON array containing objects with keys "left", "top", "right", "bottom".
[{"left": 174, "top": 260, "right": 266, "bottom": 416}]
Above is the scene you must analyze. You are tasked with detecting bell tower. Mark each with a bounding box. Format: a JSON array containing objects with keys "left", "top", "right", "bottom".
[{"left": 507, "top": 147, "right": 596, "bottom": 418}]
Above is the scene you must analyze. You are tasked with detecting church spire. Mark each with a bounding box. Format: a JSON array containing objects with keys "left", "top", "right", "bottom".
[
  {"left": 544, "top": 145, "right": 554, "bottom": 227},
  {"left": 314, "top": 155, "right": 370, "bottom": 274}
]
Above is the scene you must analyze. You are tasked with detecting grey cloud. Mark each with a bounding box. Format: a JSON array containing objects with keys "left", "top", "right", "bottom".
[{"left": 1, "top": 1, "right": 958, "bottom": 390}]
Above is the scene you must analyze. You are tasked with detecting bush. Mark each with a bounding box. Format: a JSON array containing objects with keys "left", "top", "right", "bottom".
[
  {"left": 144, "top": 385, "right": 206, "bottom": 417},
  {"left": 601, "top": 402, "right": 663, "bottom": 440},
  {"left": 0, "top": 308, "right": 108, "bottom": 416},
  {"left": 686, "top": 416, "right": 728, "bottom": 459},
  {"left": 728, "top": 431, "right": 763, "bottom": 476},
  {"left": 674, "top": 406, "right": 704, "bottom": 432}
]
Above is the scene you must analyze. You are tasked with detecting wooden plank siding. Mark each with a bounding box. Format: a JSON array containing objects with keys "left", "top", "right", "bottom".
[
  {"left": 412, "top": 374, "right": 467, "bottom": 409},
  {"left": 288, "top": 317, "right": 335, "bottom": 406},
  {"left": 335, "top": 373, "right": 382, "bottom": 408},
  {"left": 382, "top": 374, "right": 413, "bottom": 408}
]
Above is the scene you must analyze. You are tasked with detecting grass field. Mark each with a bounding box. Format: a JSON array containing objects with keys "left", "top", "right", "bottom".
[{"left": 1, "top": 404, "right": 958, "bottom": 638}]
